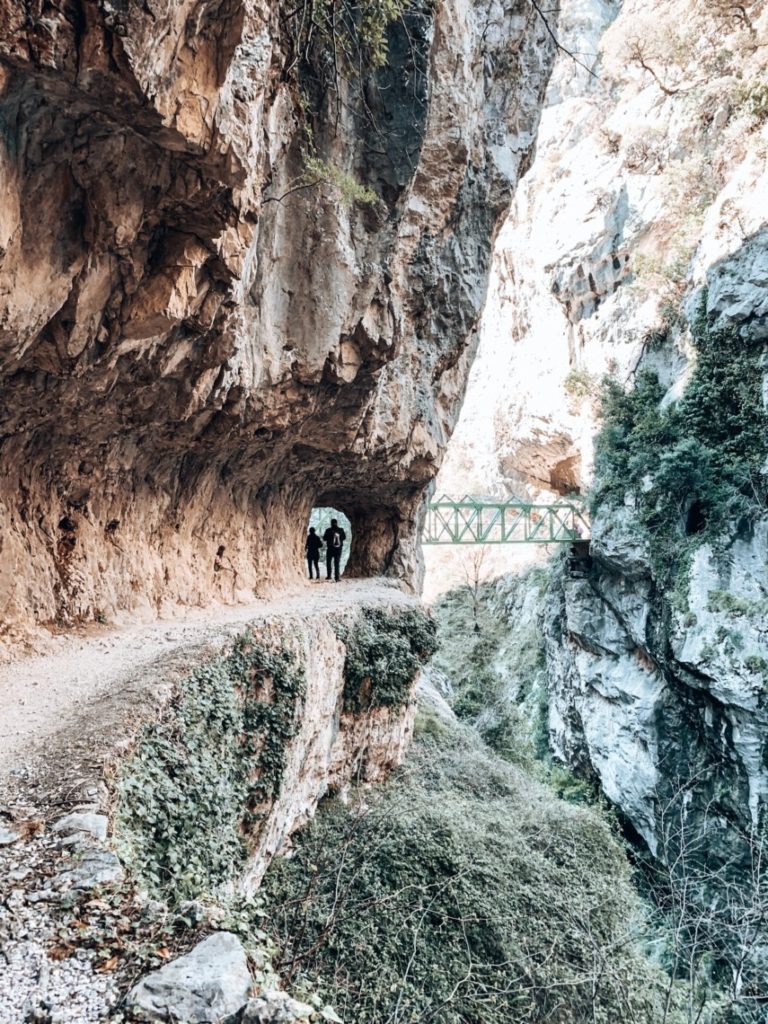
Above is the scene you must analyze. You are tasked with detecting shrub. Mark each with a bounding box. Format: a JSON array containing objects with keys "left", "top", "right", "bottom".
[
  {"left": 261, "top": 736, "right": 670, "bottom": 1024},
  {"left": 737, "top": 78, "right": 768, "bottom": 124},
  {"left": 336, "top": 605, "right": 438, "bottom": 712},
  {"left": 564, "top": 366, "right": 599, "bottom": 401},
  {"left": 301, "top": 154, "right": 380, "bottom": 207},
  {"left": 285, "top": 0, "right": 412, "bottom": 82}
]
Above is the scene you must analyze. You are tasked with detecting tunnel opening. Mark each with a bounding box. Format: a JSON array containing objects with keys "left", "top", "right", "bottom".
[{"left": 307, "top": 506, "right": 352, "bottom": 580}]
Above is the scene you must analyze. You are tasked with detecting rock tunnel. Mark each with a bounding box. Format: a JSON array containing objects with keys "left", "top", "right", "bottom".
[{"left": 0, "top": 0, "right": 554, "bottom": 646}]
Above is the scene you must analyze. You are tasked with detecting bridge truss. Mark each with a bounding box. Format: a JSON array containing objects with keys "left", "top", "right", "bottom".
[{"left": 422, "top": 495, "right": 590, "bottom": 545}]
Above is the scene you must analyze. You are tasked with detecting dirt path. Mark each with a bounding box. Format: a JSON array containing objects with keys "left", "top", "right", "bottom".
[{"left": 0, "top": 578, "right": 413, "bottom": 795}]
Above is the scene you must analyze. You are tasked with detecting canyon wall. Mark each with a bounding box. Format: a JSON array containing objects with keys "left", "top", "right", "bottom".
[
  {"left": 434, "top": 0, "right": 768, "bottom": 862},
  {"left": 539, "top": 0, "right": 768, "bottom": 863},
  {"left": 0, "top": 0, "right": 556, "bottom": 645}
]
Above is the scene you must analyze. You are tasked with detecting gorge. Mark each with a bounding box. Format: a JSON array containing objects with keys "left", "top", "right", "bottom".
[{"left": 1, "top": 0, "right": 767, "bottom": 1022}]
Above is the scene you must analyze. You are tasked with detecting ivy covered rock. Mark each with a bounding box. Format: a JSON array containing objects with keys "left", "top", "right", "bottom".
[{"left": 337, "top": 606, "right": 438, "bottom": 713}]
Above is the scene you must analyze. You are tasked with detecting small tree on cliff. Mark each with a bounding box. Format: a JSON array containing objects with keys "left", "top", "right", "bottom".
[{"left": 462, "top": 546, "right": 490, "bottom": 634}]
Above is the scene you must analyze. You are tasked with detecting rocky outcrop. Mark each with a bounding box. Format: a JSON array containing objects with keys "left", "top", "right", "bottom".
[
  {"left": 429, "top": 0, "right": 768, "bottom": 861},
  {"left": 0, "top": 589, "right": 431, "bottom": 1020},
  {"left": 108, "top": 594, "right": 434, "bottom": 896},
  {"left": 430, "top": 0, "right": 768, "bottom": 507},
  {"left": 544, "top": 517, "right": 768, "bottom": 865},
  {"left": 0, "top": 0, "right": 556, "bottom": 646}
]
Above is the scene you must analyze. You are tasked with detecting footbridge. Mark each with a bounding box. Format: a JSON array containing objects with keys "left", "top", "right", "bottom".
[{"left": 422, "top": 495, "right": 590, "bottom": 545}]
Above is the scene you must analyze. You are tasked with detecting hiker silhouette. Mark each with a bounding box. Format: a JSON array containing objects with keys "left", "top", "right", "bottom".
[
  {"left": 323, "top": 518, "right": 346, "bottom": 582},
  {"left": 306, "top": 526, "right": 323, "bottom": 579}
]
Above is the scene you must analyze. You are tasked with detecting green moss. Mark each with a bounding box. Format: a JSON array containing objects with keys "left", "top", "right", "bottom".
[
  {"left": 114, "top": 634, "right": 306, "bottom": 903},
  {"left": 261, "top": 736, "right": 669, "bottom": 1024},
  {"left": 336, "top": 606, "right": 437, "bottom": 713}
]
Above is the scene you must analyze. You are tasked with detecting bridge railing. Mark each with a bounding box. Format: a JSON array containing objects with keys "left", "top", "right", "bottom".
[{"left": 422, "top": 496, "right": 590, "bottom": 545}]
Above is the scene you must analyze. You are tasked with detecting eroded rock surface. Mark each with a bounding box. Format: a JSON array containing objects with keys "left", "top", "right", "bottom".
[
  {"left": 0, "top": 0, "right": 555, "bottom": 646},
  {"left": 544, "top": 517, "right": 768, "bottom": 861},
  {"left": 428, "top": 0, "right": 768, "bottom": 863}
]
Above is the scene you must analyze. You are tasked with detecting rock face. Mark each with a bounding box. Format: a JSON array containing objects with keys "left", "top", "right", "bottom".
[
  {"left": 109, "top": 593, "right": 434, "bottom": 897},
  {"left": 426, "top": 0, "right": 768, "bottom": 595},
  {"left": 430, "top": 0, "right": 768, "bottom": 862},
  {"left": 240, "top": 603, "right": 424, "bottom": 890},
  {"left": 0, "top": 0, "right": 555, "bottom": 645},
  {"left": 544, "top": 520, "right": 768, "bottom": 864},
  {"left": 532, "top": 0, "right": 768, "bottom": 863}
]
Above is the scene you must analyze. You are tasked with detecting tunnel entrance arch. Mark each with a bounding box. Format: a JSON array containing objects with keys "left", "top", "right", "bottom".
[{"left": 308, "top": 506, "right": 352, "bottom": 579}]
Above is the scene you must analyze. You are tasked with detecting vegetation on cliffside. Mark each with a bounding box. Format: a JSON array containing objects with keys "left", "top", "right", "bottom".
[
  {"left": 336, "top": 605, "right": 438, "bottom": 712},
  {"left": 261, "top": 719, "right": 669, "bottom": 1024},
  {"left": 114, "top": 634, "right": 306, "bottom": 903},
  {"left": 592, "top": 296, "right": 768, "bottom": 591},
  {"left": 426, "top": 569, "right": 768, "bottom": 1024},
  {"left": 430, "top": 568, "right": 550, "bottom": 768},
  {"left": 285, "top": 0, "right": 413, "bottom": 79}
]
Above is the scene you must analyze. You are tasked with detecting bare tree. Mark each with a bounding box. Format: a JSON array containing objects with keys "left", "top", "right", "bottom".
[
  {"left": 462, "top": 546, "right": 490, "bottom": 634},
  {"left": 648, "top": 779, "right": 768, "bottom": 1024}
]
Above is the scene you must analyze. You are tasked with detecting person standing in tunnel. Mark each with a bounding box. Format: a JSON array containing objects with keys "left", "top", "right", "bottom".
[
  {"left": 323, "top": 518, "right": 346, "bottom": 582},
  {"left": 306, "top": 527, "right": 323, "bottom": 580}
]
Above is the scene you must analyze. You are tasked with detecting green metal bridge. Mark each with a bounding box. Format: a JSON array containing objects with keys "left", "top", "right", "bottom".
[{"left": 422, "top": 495, "right": 590, "bottom": 545}]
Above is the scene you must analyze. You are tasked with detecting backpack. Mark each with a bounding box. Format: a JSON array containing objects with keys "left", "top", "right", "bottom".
[{"left": 332, "top": 530, "right": 342, "bottom": 549}]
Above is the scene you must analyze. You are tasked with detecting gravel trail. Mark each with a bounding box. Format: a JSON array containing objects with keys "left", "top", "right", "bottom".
[{"left": 0, "top": 577, "right": 412, "bottom": 790}]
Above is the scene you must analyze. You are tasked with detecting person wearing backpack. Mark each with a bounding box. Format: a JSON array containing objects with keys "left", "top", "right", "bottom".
[{"left": 323, "top": 518, "right": 346, "bottom": 582}]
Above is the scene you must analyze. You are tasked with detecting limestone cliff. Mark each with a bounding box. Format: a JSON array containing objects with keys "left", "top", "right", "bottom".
[
  {"left": 438, "top": 0, "right": 767, "bottom": 504},
  {"left": 431, "top": 0, "right": 768, "bottom": 864},
  {"left": 0, "top": 0, "right": 555, "bottom": 646}
]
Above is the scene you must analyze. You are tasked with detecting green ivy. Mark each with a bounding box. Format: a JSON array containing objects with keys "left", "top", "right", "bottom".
[
  {"left": 114, "top": 634, "right": 306, "bottom": 903},
  {"left": 592, "top": 294, "right": 768, "bottom": 589},
  {"left": 336, "top": 606, "right": 438, "bottom": 713}
]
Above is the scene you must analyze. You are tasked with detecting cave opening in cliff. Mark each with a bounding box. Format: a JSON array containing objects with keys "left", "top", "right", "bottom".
[{"left": 308, "top": 506, "right": 352, "bottom": 579}]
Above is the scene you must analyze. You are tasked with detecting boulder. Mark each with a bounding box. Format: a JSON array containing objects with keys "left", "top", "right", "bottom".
[
  {"left": 127, "top": 932, "right": 251, "bottom": 1023},
  {"left": 242, "top": 991, "right": 315, "bottom": 1023},
  {"left": 56, "top": 850, "right": 124, "bottom": 891},
  {"left": 0, "top": 823, "right": 22, "bottom": 845},
  {"left": 52, "top": 812, "right": 108, "bottom": 842}
]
